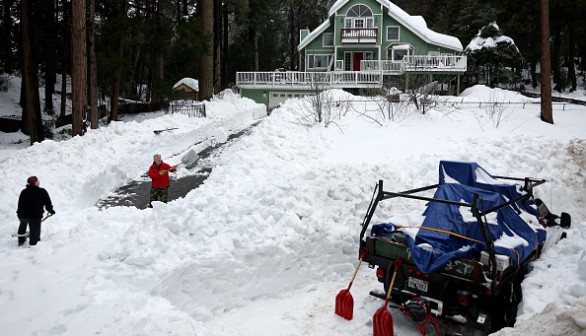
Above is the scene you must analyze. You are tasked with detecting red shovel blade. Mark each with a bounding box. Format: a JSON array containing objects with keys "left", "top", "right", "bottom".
[
  {"left": 335, "top": 289, "right": 354, "bottom": 320},
  {"left": 373, "top": 306, "right": 394, "bottom": 336}
]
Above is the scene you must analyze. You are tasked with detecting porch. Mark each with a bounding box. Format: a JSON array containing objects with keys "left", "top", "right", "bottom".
[
  {"left": 236, "top": 55, "right": 466, "bottom": 89},
  {"left": 340, "top": 55, "right": 467, "bottom": 74}
]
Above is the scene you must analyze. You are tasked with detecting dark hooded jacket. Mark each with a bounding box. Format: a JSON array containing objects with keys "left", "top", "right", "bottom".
[{"left": 17, "top": 185, "right": 54, "bottom": 218}]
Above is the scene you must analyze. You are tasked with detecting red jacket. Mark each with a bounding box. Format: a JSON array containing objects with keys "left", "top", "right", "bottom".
[{"left": 148, "top": 161, "right": 176, "bottom": 188}]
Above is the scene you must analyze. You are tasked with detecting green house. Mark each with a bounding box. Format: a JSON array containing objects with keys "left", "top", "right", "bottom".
[{"left": 236, "top": 0, "right": 467, "bottom": 108}]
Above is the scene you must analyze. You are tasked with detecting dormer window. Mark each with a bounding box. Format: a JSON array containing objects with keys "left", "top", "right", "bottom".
[{"left": 345, "top": 4, "right": 374, "bottom": 29}]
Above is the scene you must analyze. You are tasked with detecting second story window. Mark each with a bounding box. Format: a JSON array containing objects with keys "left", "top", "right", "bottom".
[
  {"left": 387, "top": 26, "right": 400, "bottom": 41},
  {"left": 323, "top": 33, "right": 334, "bottom": 47},
  {"left": 345, "top": 4, "right": 373, "bottom": 29}
]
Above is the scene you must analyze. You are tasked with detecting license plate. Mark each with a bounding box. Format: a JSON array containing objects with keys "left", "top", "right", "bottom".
[{"left": 408, "top": 277, "right": 429, "bottom": 292}]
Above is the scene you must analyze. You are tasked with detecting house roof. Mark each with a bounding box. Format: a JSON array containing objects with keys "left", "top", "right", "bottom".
[
  {"left": 298, "top": 20, "right": 331, "bottom": 51},
  {"left": 173, "top": 78, "right": 199, "bottom": 91},
  {"left": 298, "top": 0, "right": 462, "bottom": 52}
]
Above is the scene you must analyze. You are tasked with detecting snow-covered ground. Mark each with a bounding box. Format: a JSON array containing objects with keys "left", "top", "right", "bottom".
[{"left": 0, "top": 77, "right": 585, "bottom": 336}]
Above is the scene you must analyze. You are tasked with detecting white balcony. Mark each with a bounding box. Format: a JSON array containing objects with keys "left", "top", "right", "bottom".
[
  {"left": 341, "top": 28, "right": 378, "bottom": 43},
  {"left": 361, "top": 56, "right": 467, "bottom": 74}
]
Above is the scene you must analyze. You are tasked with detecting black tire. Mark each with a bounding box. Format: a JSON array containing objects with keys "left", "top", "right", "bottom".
[{"left": 489, "top": 281, "right": 522, "bottom": 332}]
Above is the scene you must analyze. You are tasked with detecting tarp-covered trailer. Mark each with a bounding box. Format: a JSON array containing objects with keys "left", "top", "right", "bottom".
[{"left": 359, "top": 161, "right": 571, "bottom": 335}]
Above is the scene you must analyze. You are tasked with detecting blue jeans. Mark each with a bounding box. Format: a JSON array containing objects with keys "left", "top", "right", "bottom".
[{"left": 17, "top": 216, "right": 42, "bottom": 245}]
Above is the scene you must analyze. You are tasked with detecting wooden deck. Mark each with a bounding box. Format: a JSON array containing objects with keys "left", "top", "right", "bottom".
[{"left": 237, "top": 56, "right": 467, "bottom": 89}]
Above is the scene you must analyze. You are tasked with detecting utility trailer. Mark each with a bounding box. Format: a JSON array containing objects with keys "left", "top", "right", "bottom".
[{"left": 359, "top": 161, "right": 570, "bottom": 335}]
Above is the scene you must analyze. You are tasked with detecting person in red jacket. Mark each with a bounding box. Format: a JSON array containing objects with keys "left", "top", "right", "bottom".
[{"left": 148, "top": 154, "right": 176, "bottom": 207}]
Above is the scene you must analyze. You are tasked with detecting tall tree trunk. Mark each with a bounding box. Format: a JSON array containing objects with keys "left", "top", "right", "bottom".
[
  {"left": 530, "top": 61, "right": 538, "bottom": 88},
  {"left": 88, "top": 0, "right": 98, "bottom": 128},
  {"left": 43, "top": 0, "right": 57, "bottom": 114},
  {"left": 213, "top": 0, "right": 221, "bottom": 92},
  {"left": 248, "top": 25, "right": 259, "bottom": 71},
  {"left": 21, "top": 0, "right": 44, "bottom": 144},
  {"left": 222, "top": 2, "right": 229, "bottom": 88},
  {"left": 2, "top": 0, "right": 16, "bottom": 73},
  {"left": 568, "top": 26, "right": 576, "bottom": 92},
  {"left": 552, "top": 24, "right": 561, "bottom": 92},
  {"left": 540, "top": 0, "right": 553, "bottom": 124},
  {"left": 110, "top": 0, "right": 128, "bottom": 122},
  {"left": 71, "top": 0, "right": 87, "bottom": 136},
  {"left": 198, "top": 0, "right": 213, "bottom": 100},
  {"left": 60, "top": 0, "right": 69, "bottom": 119},
  {"left": 288, "top": 4, "right": 295, "bottom": 70}
]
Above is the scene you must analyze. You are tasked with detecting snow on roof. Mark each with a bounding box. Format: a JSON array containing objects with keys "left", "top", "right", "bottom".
[
  {"left": 392, "top": 43, "right": 412, "bottom": 50},
  {"left": 465, "top": 22, "right": 519, "bottom": 52},
  {"left": 301, "top": 0, "right": 462, "bottom": 51},
  {"left": 173, "top": 78, "right": 199, "bottom": 91}
]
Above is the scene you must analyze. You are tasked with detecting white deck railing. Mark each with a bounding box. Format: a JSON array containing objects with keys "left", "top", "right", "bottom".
[
  {"left": 236, "top": 71, "right": 383, "bottom": 88},
  {"left": 362, "top": 56, "right": 467, "bottom": 73},
  {"left": 402, "top": 55, "right": 467, "bottom": 72},
  {"left": 236, "top": 56, "right": 466, "bottom": 88}
]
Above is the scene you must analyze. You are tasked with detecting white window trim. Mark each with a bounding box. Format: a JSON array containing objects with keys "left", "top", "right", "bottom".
[
  {"left": 307, "top": 54, "right": 332, "bottom": 69},
  {"left": 386, "top": 26, "right": 400, "bottom": 41},
  {"left": 366, "top": 18, "right": 374, "bottom": 28},
  {"left": 323, "top": 33, "right": 334, "bottom": 47},
  {"left": 344, "top": 18, "right": 352, "bottom": 28},
  {"left": 344, "top": 52, "right": 351, "bottom": 71},
  {"left": 387, "top": 44, "right": 413, "bottom": 62},
  {"left": 344, "top": 52, "right": 352, "bottom": 71}
]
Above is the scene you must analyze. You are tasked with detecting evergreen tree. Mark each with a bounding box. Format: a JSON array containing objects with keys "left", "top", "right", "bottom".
[{"left": 464, "top": 22, "right": 524, "bottom": 89}]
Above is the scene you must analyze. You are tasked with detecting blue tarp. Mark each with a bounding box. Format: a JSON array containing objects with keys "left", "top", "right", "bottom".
[{"left": 372, "top": 161, "right": 545, "bottom": 274}]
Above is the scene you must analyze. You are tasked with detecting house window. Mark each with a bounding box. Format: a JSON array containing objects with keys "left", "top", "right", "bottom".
[
  {"left": 387, "top": 44, "right": 413, "bottom": 62},
  {"left": 344, "top": 52, "right": 352, "bottom": 71},
  {"left": 347, "top": 4, "right": 372, "bottom": 17},
  {"left": 366, "top": 18, "right": 374, "bottom": 28},
  {"left": 323, "top": 33, "right": 334, "bottom": 47},
  {"left": 344, "top": 18, "right": 352, "bottom": 28},
  {"left": 345, "top": 4, "right": 373, "bottom": 29},
  {"left": 387, "top": 26, "right": 399, "bottom": 41},
  {"left": 308, "top": 54, "right": 332, "bottom": 69}
]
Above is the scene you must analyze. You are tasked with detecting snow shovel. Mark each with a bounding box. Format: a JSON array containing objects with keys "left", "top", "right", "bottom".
[
  {"left": 154, "top": 127, "right": 179, "bottom": 134},
  {"left": 180, "top": 149, "right": 199, "bottom": 166},
  {"left": 11, "top": 212, "right": 53, "bottom": 238},
  {"left": 373, "top": 259, "right": 402, "bottom": 336},
  {"left": 160, "top": 150, "right": 199, "bottom": 174},
  {"left": 335, "top": 248, "right": 368, "bottom": 320}
]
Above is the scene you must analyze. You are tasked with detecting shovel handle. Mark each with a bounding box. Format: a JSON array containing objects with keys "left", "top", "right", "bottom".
[
  {"left": 384, "top": 260, "right": 402, "bottom": 303},
  {"left": 347, "top": 248, "right": 369, "bottom": 290}
]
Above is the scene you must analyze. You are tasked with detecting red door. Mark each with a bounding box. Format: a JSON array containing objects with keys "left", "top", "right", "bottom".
[{"left": 353, "top": 52, "right": 364, "bottom": 71}]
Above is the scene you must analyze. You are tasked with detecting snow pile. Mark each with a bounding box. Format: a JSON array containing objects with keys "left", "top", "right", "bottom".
[{"left": 0, "top": 84, "right": 585, "bottom": 336}]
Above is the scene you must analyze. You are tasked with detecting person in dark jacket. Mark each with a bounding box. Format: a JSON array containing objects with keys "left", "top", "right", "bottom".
[
  {"left": 17, "top": 176, "right": 55, "bottom": 246},
  {"left": 147, "top": 154, "right": 176, "bottom": 207}
]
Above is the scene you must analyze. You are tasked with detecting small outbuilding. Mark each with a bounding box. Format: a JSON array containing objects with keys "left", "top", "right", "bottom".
[{"left": 172, "top": 78, "right": 199, "bottom": 101}]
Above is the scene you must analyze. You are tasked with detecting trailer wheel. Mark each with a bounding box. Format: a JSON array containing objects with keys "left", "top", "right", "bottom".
[
  {"left": 490, "top": 282, "right": 522, "bottom": 332},
  {"left": 383, "top": 265, "right": 406, "bottom": 301}
]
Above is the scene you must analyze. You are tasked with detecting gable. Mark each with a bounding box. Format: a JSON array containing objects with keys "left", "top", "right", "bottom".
[{"left": 298, "top": 0, "right": 462, "bottom": 52}]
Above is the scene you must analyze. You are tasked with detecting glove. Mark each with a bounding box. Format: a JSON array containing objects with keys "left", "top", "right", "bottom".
[{"left": 49, "top": 210, "right": 56, "bottom": 215}]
